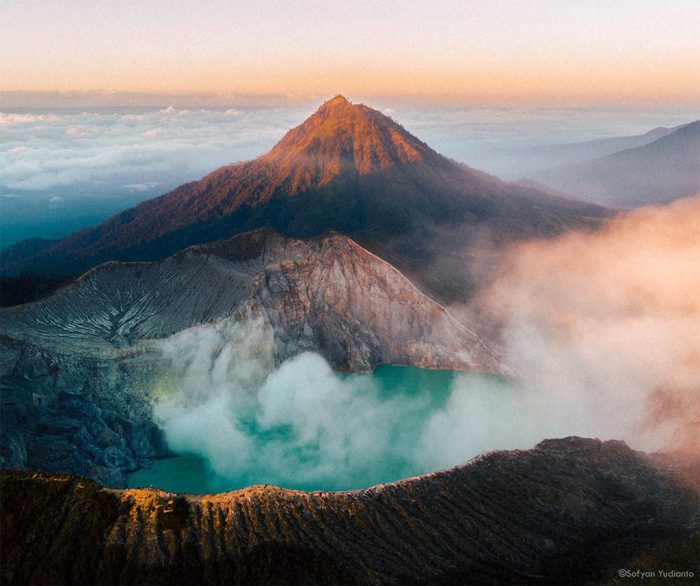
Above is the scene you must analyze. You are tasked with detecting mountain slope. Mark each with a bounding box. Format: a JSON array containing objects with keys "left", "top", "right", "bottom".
[
  {"left": 534, "top": 121, "right": 700, "bottom": 208},
  {"left": 2, "top": 96, "right": 611, "bottom": 301},
  {"left": 2, "top": 438, "right": 697, "bottom": 585}
]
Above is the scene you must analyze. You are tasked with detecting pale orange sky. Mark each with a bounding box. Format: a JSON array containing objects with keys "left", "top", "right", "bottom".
[{"left": 2, "top": 0, "right": 699, "bottom": 105}]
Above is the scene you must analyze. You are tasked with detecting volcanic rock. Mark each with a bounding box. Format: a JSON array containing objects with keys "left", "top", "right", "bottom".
[{"left": 1, "top": 437, "right": 697, "bottom": 585}]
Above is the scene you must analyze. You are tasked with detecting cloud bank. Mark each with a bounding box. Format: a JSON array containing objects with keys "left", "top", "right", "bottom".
[
  {"left": 0, "top": 105, "right": 311, "bottom": 247},
  {"left": 468, "top": 195, "right": 700, "bottom": 456},
  {"left": 0, "top": 106, "right": 306, "bottom": 193}
]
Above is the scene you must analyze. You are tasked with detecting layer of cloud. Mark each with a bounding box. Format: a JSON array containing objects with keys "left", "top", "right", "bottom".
[
  {"left": 0, "top": 105, "right": 312, "bottom": 247},
  {"left": 2, "top": 103, "right": 694, "bottom": 249},
  {"left": 0, "top": 112, "right": 60, "bottom": 125},
  {"left": 0, "top": 106, "right": 307, "bottom": 193},
  {"left": 3, "top": 104, "right": 693, "bottom": 197}
]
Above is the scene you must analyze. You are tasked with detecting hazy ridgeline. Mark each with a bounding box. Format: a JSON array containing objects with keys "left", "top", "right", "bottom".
[{"left": 137, "top": 195, "right": 699, "bottom": 491}]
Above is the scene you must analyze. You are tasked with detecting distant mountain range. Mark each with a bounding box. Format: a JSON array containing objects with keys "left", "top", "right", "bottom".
[
  {"left": 532, "top": 121, "right": 700, "bottom": 208},
  {"left": 499, "top": 123, "right": 687, "bottom": 175},
  {"left": 2, "top": 96, "right": 611, "bottom": 302}
]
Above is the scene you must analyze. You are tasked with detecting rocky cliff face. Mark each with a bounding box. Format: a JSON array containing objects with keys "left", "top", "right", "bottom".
[
  {"left": 0, "top": 229, "right": 500, "bottom": 486},
  {"left": 1, "top": 229, "right": 499, "bottom": 371},
  {"left": 2, "top": 438, "right": 697, "bottom": 585}
]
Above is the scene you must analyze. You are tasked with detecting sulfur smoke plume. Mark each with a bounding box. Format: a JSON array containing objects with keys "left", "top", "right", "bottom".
[
  {"left": 152, "top": 317, "right": 447, "bottom": 490},
  {"left": 150, "top": 196, "right": 700, "bottom": 490}
]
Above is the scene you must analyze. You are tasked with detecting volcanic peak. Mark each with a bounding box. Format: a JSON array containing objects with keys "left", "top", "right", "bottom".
[
  {"left": 1, "top": 95, "right": 612, "bottom": 298},
  {"left": 266, "top": 95, "right": 438, "bottom": 191},
  {"left": 317, "top": 94, "right": 351, "bottom": 111}
]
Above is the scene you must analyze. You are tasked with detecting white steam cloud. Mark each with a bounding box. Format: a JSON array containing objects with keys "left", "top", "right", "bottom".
[
  {"left": 148, "top": 196, "right": 699, "bottom": 491},
  {"left": 152, "top": 318, "right": 445, "bottom": 489}
]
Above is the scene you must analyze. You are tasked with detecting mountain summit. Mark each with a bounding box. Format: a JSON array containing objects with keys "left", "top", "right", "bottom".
[
  {"left": 266, "top": 95, "right": 439, "bottom": 188},
  {"left": 2, "top": 97, "right": 611, "bottom": 301}
]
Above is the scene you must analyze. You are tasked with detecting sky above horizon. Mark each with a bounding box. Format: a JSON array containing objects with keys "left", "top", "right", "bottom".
[{"left": 2, "top": 0, "right": 700, "bottom": 106}]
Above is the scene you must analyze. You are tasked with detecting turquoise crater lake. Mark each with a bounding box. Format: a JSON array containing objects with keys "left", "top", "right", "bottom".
[{"left": 128, "top": 365, "right": 507, "bottom": 494}]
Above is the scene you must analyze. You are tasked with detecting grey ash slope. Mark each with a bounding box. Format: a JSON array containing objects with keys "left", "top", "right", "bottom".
[
  {"left": 1, "top": 228, "right": 499, "bottom": 372},
  {"left": 1, "top": 230, "right": 500, "bottom": 486}
]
